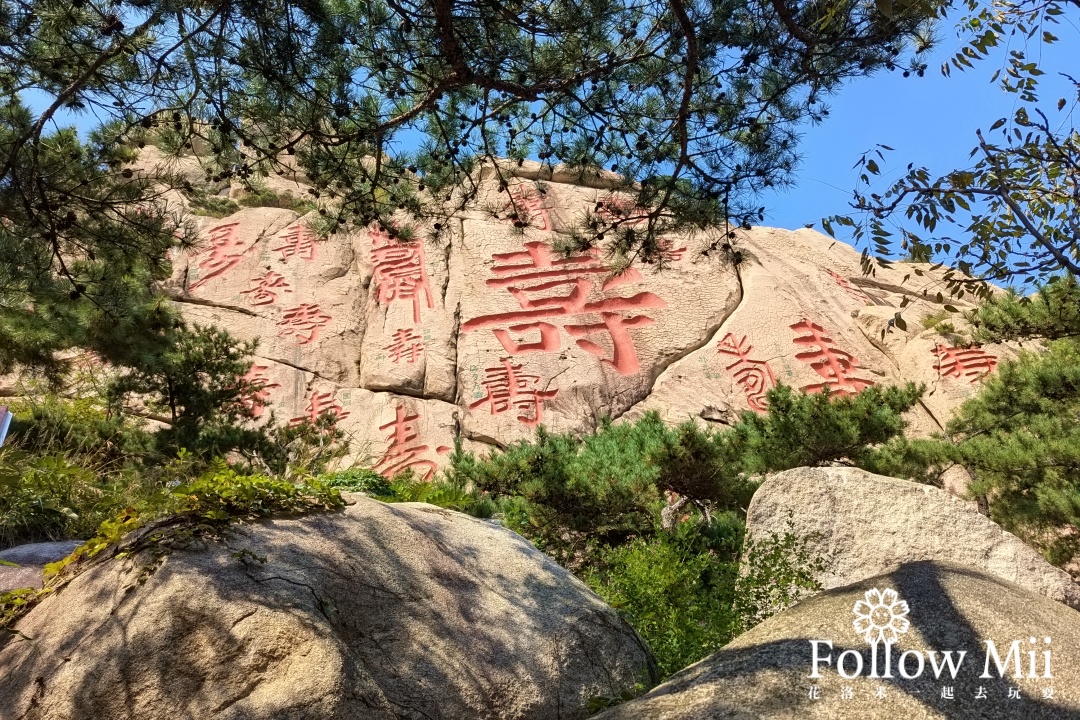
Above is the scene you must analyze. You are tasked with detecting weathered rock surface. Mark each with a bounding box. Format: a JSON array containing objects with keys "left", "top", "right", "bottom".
[
  {"left": 621, "top": 226, "right": 1016, "bottom": 441},
  {"left": 595, "top": 561, "right": 1080, "bottom": 719},
  {"left": 133, "top": 149, "right": 1021, "bottom": 478},
  {"left": 0, "top": 496, "right": 655, "bottom": 720},
  {"left": 0, "top": 540, "right": 80, "bottom": 591},
  {"left": 746, "top": 467, "right": 1080, "bottom": 609}
]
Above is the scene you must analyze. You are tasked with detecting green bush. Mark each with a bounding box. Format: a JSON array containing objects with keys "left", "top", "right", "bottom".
[
  {"left": 320, "top": 467, "right": 394, "bottom": 495},
  {"left": 237, "top": 185, "right": 316, "bottom": 214},
  {"left": 446, "top": 416, "right": 751, "bottom": 566},
  {"left": 582, "top": 514, "right": 743, "bottom": 676},
  {"left": 447, "top": 384, "right": 921, "bottom": 567},
  {"left": 582, "top": 513, "right": 828, "bottom": 678},
  {"left": 169, "top": 462, "right": 344, "bottom": 523},
  {"left": 189, "top": 194, "right": 241, "bottom": 218},
  {"left": 8, "top": 375, "right": 153, "bottom": 468},
  {"left": 733, "top": 518, "right": 832, "bottom": 630},
  {"left": 0, "top": 448, "right": 145, "bottom": 548}
]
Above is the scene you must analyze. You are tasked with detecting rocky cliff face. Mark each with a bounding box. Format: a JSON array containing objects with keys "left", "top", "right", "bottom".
[{"left": 154, "top": 154, "right": 1016, "bottom": 477}]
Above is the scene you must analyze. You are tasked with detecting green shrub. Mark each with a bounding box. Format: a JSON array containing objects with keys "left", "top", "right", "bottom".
[
  {"left": 321, "top": 467, "right": 392, "bottom": 492},
  {"left": 169, "top": 462, "right": 344, "bottom": 523},
  {"left": 0, "top": 448, "right": 142, "bottom": 548},
  {"left": 237, "top": 185, "right": 316, "bottom": 214},
  {"left": 8, "top": 384, "right": 152, "bottom": 466},
  {"left": 190, "top": 194, "right": 241, "bottom": 218},
  {"left": 583, "top": 513, "right": 828, "bottom": 678},
  {"left": 733, "top": 518, "right": 832, "bottom": 631},
  {"left": 970, "top": 274, "right": 1080, "bottom": 344},
  {"left": 582, "top": 514, "right": 743, "bottom": 676},
  {"left": 448, "top": 385, "right": 921, "bottom": 567}
]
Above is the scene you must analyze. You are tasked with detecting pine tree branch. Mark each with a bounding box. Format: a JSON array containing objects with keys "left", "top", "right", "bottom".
[{"left": 771, "top": 0, "right": 819, "bottom": 47}]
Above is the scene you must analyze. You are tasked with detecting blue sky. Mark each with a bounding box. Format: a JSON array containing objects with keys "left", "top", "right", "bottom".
[{"left": 764, "top": 27, "right": 1076, "bottom": 237}]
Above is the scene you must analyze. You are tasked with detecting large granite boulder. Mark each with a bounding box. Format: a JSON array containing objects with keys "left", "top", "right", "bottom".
[
  {"left": 0, "top": 496, "right": 656, "bottom": 720},
  {"left": 596, "top": 562, "right": 1080, "bottom": 719},
  {"left": 746, "top": 466, "right": 1080, "bottom": 609}
]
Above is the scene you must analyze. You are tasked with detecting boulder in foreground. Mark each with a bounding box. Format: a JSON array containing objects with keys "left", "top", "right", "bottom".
[
  {"left": 596, "top": 561, "right": 1080, "bottom": 719},
  {"left": 0, "top": 497, "right": 656, "bottom": 720},
  {"left": 747, "top": 467, "right": 1080, "bottom": 608}
]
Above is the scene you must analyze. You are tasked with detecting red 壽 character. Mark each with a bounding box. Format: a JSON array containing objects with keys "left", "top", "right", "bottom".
[
  {"left": 501, "top": 183, "right": 552, "bottom": 231},
  {"left": 276, "top": 304, "right": 332, "bottom": 344},
  {"left": 716, "top": 333, "right": 775, "bottom": 412},
  {"left": 933, "top": 344, "right": 998, "bottom": 383},
  {"left": 370, "top": 227, "right": 434, "bottom": 324},
  {"left": 373, "top": 404, "right": 437, "bottom": 480},
  {"left": 289, "top": 390, "right": 350, "bottom": 426},
  {"left": 240, "top": 270, "right": 292, "bottom": 306},
  {"left": 461, "top": 241, "right": 666, "bottom": 375},
  {"left": 384, "top": 328, "right": 425, "bottom": 364},
  {"left": 596, "top": 194, "right": 650, "bottom": 228},
  {"left": 190, "top": 223, "right": 245, "bottom": 290},
  {"left": 826, "top": 269, "right": 871, "bottom": 303},
  {"left": 241, "top": 365, "right": 281, "bottom": 419},
  {"left": 649, "top": 237, "right": 687, "bottom": 264},
  {"left": 790, "top": 319, "right": 875, "bottom": 396},
  {"left": 469, "top": 358, "right": 559, "bottom": 426},
  {"left": 271, "top": 223, "right": 318, "bottom": 261}
]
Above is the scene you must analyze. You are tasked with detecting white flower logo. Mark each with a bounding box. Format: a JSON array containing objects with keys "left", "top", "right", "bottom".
[{"left": 852, "top": 588, "right": 910, "bottom": 645}]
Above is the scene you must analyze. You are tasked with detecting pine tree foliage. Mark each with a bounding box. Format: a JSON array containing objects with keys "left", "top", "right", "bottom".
[
  {"left": 0, "top": 109, "right": 179, "bottom": 380},
  {"left": 969, "top": 273, "right": 1080, "bottom": 343},
  {"left": 869, "top": 278, "right": 1080, "bottom": 565},
  {"left": 105, "top": 324, "right": 264, "bottom": 460},
  {"left": 448, "top": 382, "right": 923, "bottom": 563},
  {"left": 0, "top": 0, "right": 941, "bottom": 374},
  {"left": 947, "top": 339, "right": 1080, "bottom": 564}
]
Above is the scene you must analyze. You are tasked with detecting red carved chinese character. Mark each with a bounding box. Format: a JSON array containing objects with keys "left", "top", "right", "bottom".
[
  {"left": 716, "top": 333, "right": 776, "bottom": 412},
  {"left": 933, "top": 344, "right": 998, "bottom": 383},
  {"left": 790, "top": 319, "right": 875, "bottom": 396},
  {"left": 370, "top": 227, "right": 434, "bottom": 324},
  {"left": 271, "top": 224, "right": 318, "bottom": 261},
  {"left": 596, "top": 194, "right": 650, "bottom": 228},
  {"left": 826, "top": 269, "right": 870, "bottom": 303},
  {"left": 190, "top": 223, "right": 244, "bottom": 290},
  {"left": 469, "top": 358, "right": 559, "bottom": 426},
  {"left": 373, "top": 404, "right": 437, "bottom": 480},
  {"left": 240, "top": 270, "right": 292, "bottom": 306},
  {"left": 501, "top": 183, "right": 552, "bottom": 231},
  {"left": 242, "top": 365, "right": 281, "bottom": 419},
  {"left": 385, "top": 328, "right": 424, "bottom": 363},
  {"left": 289, "top": 390, "right": 350, "bottom": 426},
  {"left": 653, "top": 238, "right": 687, "bottom": 263},
  {"left": 461, "top": 241, "right": 665, "bottom": 375},
  {"left": 276, "top": 304, "right": 332, "bottom": 344}
]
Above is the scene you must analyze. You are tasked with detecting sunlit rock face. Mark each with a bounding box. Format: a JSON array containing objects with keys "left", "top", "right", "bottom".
[
  {"left": 156, "top": 155, "right": 1017, "bottom": 477},
  {"left": 0, "top": 497, "right": 657, "bottom": 720}
]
